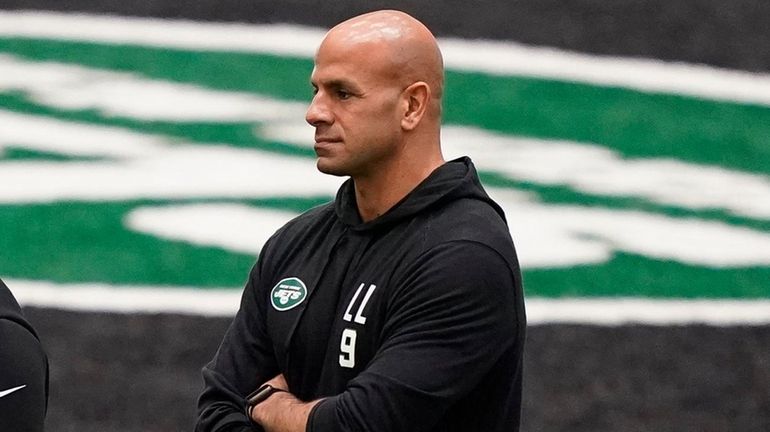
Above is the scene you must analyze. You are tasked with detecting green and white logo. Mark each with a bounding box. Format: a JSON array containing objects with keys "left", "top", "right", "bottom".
[
  {"left": 1, "top": 11, "right": 769, "bottom": 323},
  {"left": 271, "top": 277, "right": 308, "bottom": 311}
]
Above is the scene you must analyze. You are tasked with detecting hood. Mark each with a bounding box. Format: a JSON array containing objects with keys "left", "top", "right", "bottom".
[{"left": 334, "top": 156, "right": 506, "bottom": 232}]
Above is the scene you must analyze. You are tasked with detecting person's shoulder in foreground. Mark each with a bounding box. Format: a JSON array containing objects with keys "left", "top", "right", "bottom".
[
  {"left": 196, "top": 8, "right": 525, "bottom": 432},
  {"left": 0, "top": 278, "right": 49, "bottom": 432}
]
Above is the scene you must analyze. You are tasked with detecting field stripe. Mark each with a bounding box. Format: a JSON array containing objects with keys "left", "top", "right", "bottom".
[
  {"left": 3, "top": 42, "right": 770, "bottom": 177},
  {"left": 8, "top": 279, "right": 241, "bottom": 316},
  {"left": 526, "top": 298, "right": 770, "bottom": 326},
  {"left": 8, "top": 278, "right": 770, "bottom": 325},
  {"left": 2, "top": 11, "right": 770, "bottom": 106}
]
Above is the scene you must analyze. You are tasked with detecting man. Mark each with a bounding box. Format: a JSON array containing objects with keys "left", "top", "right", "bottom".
[
  {"left": 197, "top": 9, "right": 525, "bottom": 432},
  {"left": 0, "top": 279, "right": 49, "bottom": 431}
]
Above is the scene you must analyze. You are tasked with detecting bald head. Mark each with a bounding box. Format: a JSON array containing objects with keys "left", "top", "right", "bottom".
[
  {"left": 321, "top": 10, "right": 444, "bottom": 106},
  {"left": 306, "top": 10, "right": 446, "bottom": 184}
]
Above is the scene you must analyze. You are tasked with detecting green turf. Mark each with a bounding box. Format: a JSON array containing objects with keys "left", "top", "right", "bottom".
[
  {"left": 0, "top": 37, "right": 768, "bottom": 298},
  {"left": 1, "top": 38, "right": 769, "bottom": 175}
]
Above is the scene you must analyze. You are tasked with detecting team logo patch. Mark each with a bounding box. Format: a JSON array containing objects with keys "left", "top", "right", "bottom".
[{"left": 270, "top": 277, "right": 308, "bottom": 311}]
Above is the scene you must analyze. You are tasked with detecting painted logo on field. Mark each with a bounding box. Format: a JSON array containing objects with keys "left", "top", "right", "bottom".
[
  {"left": 271, "top": 277, "right": 308, "bottom": 311},
  {"left": 0, "top": 12, "right": 769, "bottom": 301}
]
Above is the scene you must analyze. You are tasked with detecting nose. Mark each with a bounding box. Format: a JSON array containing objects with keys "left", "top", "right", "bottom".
[{"left": 306, "top": 92, "right": 332, "bottom": 127}]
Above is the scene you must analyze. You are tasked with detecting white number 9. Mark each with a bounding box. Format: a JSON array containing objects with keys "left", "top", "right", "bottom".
[{"left": 339, "top": 328, "right": 357, "bottom": 368}]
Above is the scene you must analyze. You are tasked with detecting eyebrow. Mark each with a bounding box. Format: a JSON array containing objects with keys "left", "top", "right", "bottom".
[{"left": 312, "top": 78, "right": 361, "bottom": 92}]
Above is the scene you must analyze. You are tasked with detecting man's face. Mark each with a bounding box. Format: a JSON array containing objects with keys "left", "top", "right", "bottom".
[{"left": 306, "top": 37, "right": 405, "bottom": 178}]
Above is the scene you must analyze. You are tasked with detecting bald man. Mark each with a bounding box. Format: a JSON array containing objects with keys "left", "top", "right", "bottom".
[{"left": 196, "top": 10, "right": 525, "bottom": 432}]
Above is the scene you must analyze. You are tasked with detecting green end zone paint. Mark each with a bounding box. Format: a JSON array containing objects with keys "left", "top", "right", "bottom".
[{"left": 0, "top": 13, "right": 769, "bottom": 323}]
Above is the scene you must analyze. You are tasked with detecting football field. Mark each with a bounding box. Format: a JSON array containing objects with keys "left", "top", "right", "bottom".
[{"left": 1, "top": 3, "right": 769, "bottom": 431}]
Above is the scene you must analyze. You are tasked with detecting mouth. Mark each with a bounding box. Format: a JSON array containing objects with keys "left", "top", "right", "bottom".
[
  {"left": 313, "top": 138, "right": 340, "bottom": 154},
  {"left": 314, "top": 137, "right": 340, "bottom": 144}
]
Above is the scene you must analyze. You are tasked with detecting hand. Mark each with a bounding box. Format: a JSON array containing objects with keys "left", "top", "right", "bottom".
[
  {"left": 249, "top": 373, "right": 289, "bottom": 425},
  {"left": 249, "top": 374, "right": 321, "bottom": 432}
]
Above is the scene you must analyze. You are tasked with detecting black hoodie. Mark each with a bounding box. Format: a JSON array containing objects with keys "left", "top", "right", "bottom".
[
  {"left": 0, "top": 279, "right": 49, "bottom": 432},
  {"left": 197, "top": 157, "right": 526, "bottom": 432}
]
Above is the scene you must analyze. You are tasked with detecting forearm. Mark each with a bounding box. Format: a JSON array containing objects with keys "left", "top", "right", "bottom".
[{"left": 250, "top": 391, "right": 322, "bottom": 432}]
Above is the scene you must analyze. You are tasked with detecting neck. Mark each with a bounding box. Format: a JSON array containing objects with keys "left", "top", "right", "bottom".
[{"left": 353, "top": 149, "right": 444, "bottom": 222}]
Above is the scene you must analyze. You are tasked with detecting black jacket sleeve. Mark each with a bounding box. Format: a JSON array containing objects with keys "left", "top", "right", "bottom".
[
  {"left": 0, "top": 282, "right": 48, "bottom": 432},
  {"left": 196, "top": 259, "right": 280, "bottom": 432},
  {"left": 307, "top": 241, "right": 523, "bottom": 432}
]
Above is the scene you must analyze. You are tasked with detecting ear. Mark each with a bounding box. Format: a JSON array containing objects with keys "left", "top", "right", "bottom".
[{"left": 400, "top": 82, "right": 430, "bottom": 131}]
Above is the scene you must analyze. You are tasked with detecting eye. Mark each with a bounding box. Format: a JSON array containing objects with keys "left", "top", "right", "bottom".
[{"left": 336, "top": 89, "right": 351, "bottom": 100}]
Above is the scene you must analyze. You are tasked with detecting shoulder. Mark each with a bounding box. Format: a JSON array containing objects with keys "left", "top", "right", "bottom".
[
  {"left": 250, "top": 201, "right": 337, "bottom": 280},
  {"left": 382, "top": 240, "right": 522, "bottom": 342},
  {"left": 0, "top": 317, "right": 48, "bottom": 431},
  {"left": 401, "top": 240, "right": 515, "bottom": 289},
  {"left": 259, "top": 202, "right": 335, "bottom": 256},
  {"left": 0, "top": 318, "right": 46, "bottom": 366},
  {"left": 0, "top": 279, "right": 21, "bottom": 316},
  {"left": 0, "top": 281, "right": 38, "bottom": 339},
  {"left": 271, "top": 201, "right": 336, "bottom": 242},
  {"left": 419, "top": 198, "right": 518, "bottom": 266},
  {"left": 440, "top": 197, "right": 509, "bottom": 236},
  {"left": 0, "top": 281, "right": 46, "bottom": 370}
]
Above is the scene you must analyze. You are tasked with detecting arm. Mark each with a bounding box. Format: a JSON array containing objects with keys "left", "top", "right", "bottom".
[
  {"left": 309, "top": 242, "right": 522, "bottom": 431},
  {"left": 196, "top": 262, "right": 280, "bottom": 432},
  {"left": 0, "top": 319, "right": 48, "bottom": 432},
  {"left": 251, "top": 241, "right": 523, "bottom": 432},
  {"left": 248, "top": 374, "right": 322, "bottom": 432}
]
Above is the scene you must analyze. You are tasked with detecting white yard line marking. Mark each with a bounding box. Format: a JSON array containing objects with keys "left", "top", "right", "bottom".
[
  {"left": 0, "top": 111, "right": 340, "bottom": 203},
  {"left": 125, "top": 204, "right": 297, "bottom": 255},
  {"left": 525, "top": 298, "right": 770, "bottom": 326},
  {"left": 120, "top": 198, "right": 770, "bottom": 269},
  {"left": 0, "top": 54, "right": 306, "bottom": 122},
  {"left": 2, "top": 11, "right": 770, "bottom": 106},
  {"left": 7, "top": 278, "right": 770, "bottom": 325},
  {"left": 266, "top": 118, "right": 770, "bottom": 220},
  {"left": 7, "top": 279, "right": 242, "bottom": 317}
]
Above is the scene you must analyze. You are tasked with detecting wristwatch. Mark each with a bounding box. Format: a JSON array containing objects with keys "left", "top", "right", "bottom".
[{"left": 245, "top": 383, "right": 287, "bottom": 418}]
